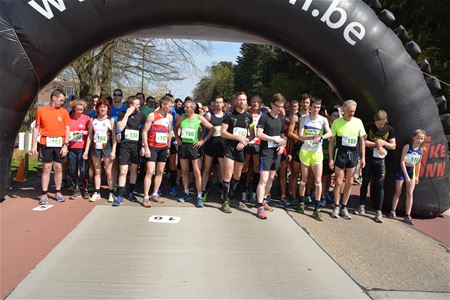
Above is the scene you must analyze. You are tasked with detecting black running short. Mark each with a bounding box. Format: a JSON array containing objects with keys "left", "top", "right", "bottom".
[
  {"left": 179, "top": 143, "right": 202, "bottom": 160},
  {"left": 119, "top": 146, "right": 140, "bottom": 165},
  {"left": 291, "top": 142, "right": 302, "bottom": 163},
  {"left": 245, "top": 144, "right": 260, "bottom": 155},
  {"left": 146, "top": 147, "right": 168, "bottom": 163},
  {"left": 259, "top": 148, "right": 282, "bottom": 171},
  {"left": 204, "top": 138, "right": 224, "bottom": 158},
  {"left": 224, "top": 144, "right": 245, "bottom": 163},
  {"left": 170, "top": 137, "right": 178, "bottom": 155},
  {"left": 40, "top": 145, "right": 63, "bottom": 163},
  {"left": 334, "top": 148, "right": 358, "bottom": 169}
]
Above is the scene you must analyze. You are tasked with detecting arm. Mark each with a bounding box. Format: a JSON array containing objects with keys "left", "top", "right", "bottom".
[
  {"left": 110, "top": 119, "right": 117, "bottom": 159},
  {"left": 174, "top": 117, "right": 183, "bottom": 145},
  {"left": 359, "top": 135, "right": 366, "bottom": 168},
  {"left": 400, "top": 145, "right": 410, "bottom": 181},
  {"left": 414, "top": 151, "right": 423, "bottom": 183},
  {"left": 117, "top": 107, "right": 135, "bottom": 131},
  {"left": 287, "top": 114, "right": 299, "bottom": 141},
  {"left": 195, "top": 115, "right": 214, "bottom": 148},
  {"left": 221, "top": 123, "right": 248, "bottom": 145},
  {"left": 83, "top": 121, "right": 93, "bottom": 159},
  {"left": 322, "top": 118, "right": 332, "bottom": 140},
  {"left": 31, "top": 124, "right": 40, "bottom": 156},
  {"left": 256, "top": 128, "right": 286, "bottom": 146},
  {"left": 141, "top": 113, "right": 154, "bottom": 157},
  {"left": 328, "top": 136, "right": 335, "bottom": 170}
]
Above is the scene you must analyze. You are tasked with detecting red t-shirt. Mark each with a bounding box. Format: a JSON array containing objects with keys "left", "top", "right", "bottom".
[{"left": 69, "top": 114, "right": 91, "bottom": 149}]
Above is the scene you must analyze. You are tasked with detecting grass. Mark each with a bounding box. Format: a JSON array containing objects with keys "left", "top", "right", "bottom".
[{"left": 11, "top": 149, "right": 42, "bottom": 179}]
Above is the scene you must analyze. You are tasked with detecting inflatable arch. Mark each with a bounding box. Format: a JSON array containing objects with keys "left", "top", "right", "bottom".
[{"left": 0, "top": 0, "right": 449, "bottom": 217}]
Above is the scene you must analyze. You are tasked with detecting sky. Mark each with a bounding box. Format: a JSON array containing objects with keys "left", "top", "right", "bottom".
[{"left": 163, "top": 41, "right": 242, "bottom": 98}]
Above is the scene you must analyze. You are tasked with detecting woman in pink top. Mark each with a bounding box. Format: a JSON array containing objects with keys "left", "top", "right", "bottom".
[{"left": 68, "top": 100, "right": 91, "bottom": 199}]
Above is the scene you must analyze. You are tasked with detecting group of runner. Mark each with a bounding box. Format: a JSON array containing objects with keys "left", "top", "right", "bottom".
[{"left": 31, "top": 88, "right": 426, "bottom": 224}]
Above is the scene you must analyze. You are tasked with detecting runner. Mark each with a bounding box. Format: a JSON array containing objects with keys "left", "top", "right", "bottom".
[
  {"left": 201, "top": 96, "right": 226, "bottom": 201},
  {"left": 297, "top": 98, "right": 332, "bottom": 221},
  {"left": 68, "top": 100, "right": 91, "bottom": 199},
  {"left": 168, "top": 97, "right": 183, "bottom": 196},
  {"left": 141, "top": 95, "right": 174, "bottom": 207},
  {"left": 279, "top": 101, "right": 292, "bottom": 207},
  {"left": 287, "top": 94, "right": 311, "bottom": 203},
  {"left": 329, "top": 100, "right": 366, "bottom": 220},
  {"left": 241, "top": 95, "right": 263, "bottom": 205},
  {"left": 255, "top": 93, "right": 287, "bottom": 219},
  {"left": 31, "top": 89, "right": 71, "bottom": 204},
  {"left": 82, "top": 99, "right": 117, "bottom": 202},
  {"left": 221, "top": 91, "right": 253, "bottom": 213},
  {"left": 113, "top": 96, "right": 146, "bottom": 206},
  {"left": 358, "top": 110, "right": 396, "bottom": 223},
  {"left": 389, "top": 129, "right": 425, "bottom": 225},
  {"left": 174, "top": 100, "right": 214, "bottom": 207}
]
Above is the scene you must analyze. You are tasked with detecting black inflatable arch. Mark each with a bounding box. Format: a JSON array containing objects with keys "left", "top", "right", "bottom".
[{"left": 1, "top": 0, "right": 449, "bottom": 217}]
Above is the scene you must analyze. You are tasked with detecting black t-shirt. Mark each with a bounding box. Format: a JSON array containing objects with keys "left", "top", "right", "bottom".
[
  {"left": 257, "top": 112, "right": 284, "bottom": 150},
  {"left": 366, "top": 123, "right": 395, "bottom": 160},
  {"left": 222, "top": 109, "right": 252, "bottom": 147},
  {"left": 118, "top": 111, "right": 146, "bottom": 148}
]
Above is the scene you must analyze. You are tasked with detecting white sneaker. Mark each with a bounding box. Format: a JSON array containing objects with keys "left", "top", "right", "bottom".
[
  {"left": 375, "top": 210, "right": 383, "bottom": 223},
  {"left": 107, "top": 193, "right": 115, "bottom": 203},
  {"left": 340, "top": 207, "right": 352, "bottom": 220},
  {"left": 355, "top": 205, "right": 366, "bottom": 215},
  {"left": 89, "top": 192, "right": 101, "bottom": 202},
  {"left": 331, "top": 206, "right": 340, "bottom": 218}
]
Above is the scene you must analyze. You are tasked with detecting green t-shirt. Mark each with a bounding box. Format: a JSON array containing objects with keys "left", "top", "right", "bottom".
[
  {"left": 331, "top": 117, "right": 366, "bottom": 148},
  {"left": 180, "top": 114, "right": 201, "bottom": 143},
  {"left": 141, "top": 107, "right": 153, "bottom": 117}
]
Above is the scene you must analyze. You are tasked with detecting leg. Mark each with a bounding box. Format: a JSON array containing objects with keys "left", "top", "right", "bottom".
[
  {"left": 333, "top": 167, "right": 345, "bottom": 205},
  {"left": 405, "top": 180, "right": 416, "bottom": 216},
  {"left": 342, "top": 167, "right": 356, "bottom": 205},
  {"left": 52, "top": 162, "right": 63, "bottom": 191},
  {"left": 192, "top": 158, "right": 203, "bottom": 195},
  {"left": 391, "top": 180, "right": 404, "bottom": 212},
  {"left": 91, "top": 156, "right": 102, "bottom": 191},
  {"left": 257, "top": 171, "right": 269, "bottom": 204},
  {"left": 144, "top": 161, "right": 156, "bottom": 198},
  {"left": 201, "top": 154, "right": 214, "bottom": 192},
  {"left": 152, "top": 162, "right": 166, "bottom": 196},
  {"left": 279, "top": 160, "right": 287, "bottom": 199},
  {"left": 290, "top": 161, "right": 301, "bottom": 199}
]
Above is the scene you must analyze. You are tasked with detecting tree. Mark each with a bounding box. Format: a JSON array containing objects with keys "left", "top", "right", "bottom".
[{"left": 194, "top": 61, "right": 235, "bottom": 103}]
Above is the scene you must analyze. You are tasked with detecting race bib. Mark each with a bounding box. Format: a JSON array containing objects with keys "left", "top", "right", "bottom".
[
  {"left": 69, "top": 132, "right": 83, "bottom": 142},
  {"left": 125, "top": 129, "right": 139, "bottom": 141},
  {"left": 213, "top": 126, "right": 222, "bottom": 137},
  {"left": 155, "top": 132, "right": 168, "bottom": 144},
  {"left": 373, "top": 147, "right": 387, "bottom": 159},
  {"left": 94, "top": 132, "right": 108, "bottom": 143},
  {"left": 268, "top": 136, "right": 280, "bottom": 148},
  {"left": 181, "top": 128, "right": 196, "bottom": 139},
  {"left": 46, "top": 137, "right": 63, "bottom": 147},
  {"left": 342, "top": 136, "right": 358, "bottom": 147},
  {"left": 406, "top": 152, "right": 420, "bottom": 166},
  {"left": 233, "top": 127, "right": 247, "bottom": 138}
]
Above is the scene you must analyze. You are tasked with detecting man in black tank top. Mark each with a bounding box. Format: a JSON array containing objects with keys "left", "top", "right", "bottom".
[
  {"left": 221, "top": 92, "right": 254, "bottom": 213},
  {"left": 201, "top": 96, "right": 226, "bottom": 200}
]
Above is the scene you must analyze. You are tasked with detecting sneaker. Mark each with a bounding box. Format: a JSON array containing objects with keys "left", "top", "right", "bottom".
[
  {"left": 202, "top": 191, "right": 208, "bottom": 203},
  {"left": 143, "top": 196, "right": 152, "bottom": 208},
  {"left": 221, "top": 198, "right": 232, "bottom": 213},
  {"left": 263, "top": 199, "right": 273, "bottom": 212},
  {"left": 196, "top": 197, "right": 204, "bottom": 208},
  {"left": 231, "top": 198, "right": 245, "bottom": 209},
  {"left": 151, "top": 193, "right": 164, "bottom": 203},
  {"left": 128, "top": 192, "right": 138, "bottom": 202},
  {"left": 354, "top": 176, "right": 362, "bottom": 185},
  {"left": 170, "top": 186, "right": 178, "bottom": 196},
  {"left": 340, "top": 207, "right": 352, "bottom": 220},
  {"left": 112, "top": 195, "right": 123, "bottom": 207},
  {"left": 82, "top": 190, "right": 91, "bottom": 200},
  {"left": 241, "top": 192, "right": 247, "bottom": 202},
  {"left": 257, "top": 207, "right": 267, "bottom": 219},
  {"left": 331, "top": 206, "right": 340, "bottom": 218},
  {"left": 71, "top": 189, "right": 82, "bottom": 199},
  {"left": 313, "top": 209, "right": 324, "bottom": 221},
  {"left": 388, "top": 210, "right": 397, "bottom": 219},
  {"left": 89, "top": 192, "right": 101, "bottom": 202},
  {"left": 39, "top": 194, "right": 49, "bottom": 205},
  {"left": 297, "top": 202, "right": 305, "bottom": 214},
  {"left": 177, "top": 192, "right": 189, "bottom": 203},
  {"left": 55, "top": 193, "right": 65, "bottom": 203},
  {"left": 107, "top": 193, "right": 114, "bottom": 203},
  {"left": 265, "top": 195, "right": 272, "bottom": 205},
  {"left": 374, "top": 210, "right": 383, "bottom": 223},
  {"left": 355, "top": 205, "right": 366, "bottom": 215},
  {"left": 280, "top": 197, "right": 290, "bottom": 208},
  {"left": 403, "top": 215, "right": 414, "bottom": 225}
]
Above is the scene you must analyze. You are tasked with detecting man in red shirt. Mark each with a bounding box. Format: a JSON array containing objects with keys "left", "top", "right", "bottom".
[{"left": 32, "top": 89, "right": 70, "bottom": 204}]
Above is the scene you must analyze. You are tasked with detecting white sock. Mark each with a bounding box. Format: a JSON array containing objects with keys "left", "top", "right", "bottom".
[{"left": 184, "top": 189, "right": 189, "bottom": 194}]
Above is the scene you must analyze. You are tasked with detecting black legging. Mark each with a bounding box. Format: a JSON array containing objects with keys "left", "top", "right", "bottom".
[{"left": 360, "top": 159, "right": 386, "bottom": 211}]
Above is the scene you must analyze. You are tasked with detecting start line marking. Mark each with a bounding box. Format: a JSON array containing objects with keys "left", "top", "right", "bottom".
[
  {"left": 32, "top": 205, "right": 54, "bottom": 211},
  {"left": 148, "top": 215, "right": 181, "bottom": 224}
]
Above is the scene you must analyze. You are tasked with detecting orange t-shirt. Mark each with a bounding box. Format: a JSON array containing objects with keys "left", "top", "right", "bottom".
[{"left": 36, "top": 106, "right": 70, "bottom": 145}]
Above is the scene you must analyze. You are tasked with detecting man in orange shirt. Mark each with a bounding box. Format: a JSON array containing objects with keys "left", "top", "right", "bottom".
[{"left": 32, "top": 89, "right": 70, "bottom": 204}]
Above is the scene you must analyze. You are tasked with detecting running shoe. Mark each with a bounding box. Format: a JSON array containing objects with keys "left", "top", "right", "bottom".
[
  {"left": 340, "top": 207, "right": 352, "bottom": 220},
  {"left": 354, "top": 176, "right": 363, "bottom": 185},
  {"left": 170, "top": 186, "right": 178, "bottom": 196},
  {"left": 280, "top": 197, "right": 290, "bottom": 208},
  {"left": 388, "top": 210, "right": 397, "bottom": 219},
  {"left": 257, "top": 207, "right": 267, "bottom": 219},
  {"left": 263, "top": 199, "right": 273, "bottom": 212},
  {"left": 196, "top": 196, "right": 204, "bottom": 208},
  {"left": 313, "top": 209, "right": 324, "bottom": 221},
  {"left": 265, "top": 195, "right": 272, "bottom": 205},
  {"left": 221, "top": 198, "right": 232, "bottom": 214},
  {"left": 71, "top": 189, "right": 82, "bottom": 199},
  {"left": 202, "top": 191, "right": 208, "bottom": 203},
  {"left": 82, "top": 190, "right": 90, "bottom": 200},
  {"left": 55, "top": 193, "right": 65, "bottom": 203},
  {"left": 143, "top": 196, "right": 152, "bottom": 208},
  {"left": 354, "top": 205, "right": 365, "bottom": 215},
  {"left": 128, "top": 192, "right": 138, "bottom": 202},
  {"left": 107, "top": 193, "right": 114, "bottom": 203},
  {"left": 331, "top": 206, "right": 340, "bottom": 218},
  {"left": 403, "top": 215, "right": 414, "bottom": 225},
  {"left": 178, "top": 192, "right": 189, "bottom": 203},
  {"left": 241, "top": 192, "right": 247, "bottom": 202},
  {"left": 297, "top": 202, "right": 305, "bottom": 214},
  {"left": 304, "top": 195, "right": 313, "bottom": 205},
  {"left": 152, "top": 193, "right": 164, "bottom": 203},
  {"left": 90, "top": 192, "right": 101, "bottom": 202},
  {"left": 374, "top": 210, "right": 383, "bottom": 223},
  {"left": 39, "top": 194, "right": 49, "bottom": 205},
  {"left": 112, "top": 195, "right": 123, "bottom": 207}
]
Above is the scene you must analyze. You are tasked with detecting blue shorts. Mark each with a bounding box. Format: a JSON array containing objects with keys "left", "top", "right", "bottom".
[{"left": 395, "top": 166, "right": 414, "bottom": 180}]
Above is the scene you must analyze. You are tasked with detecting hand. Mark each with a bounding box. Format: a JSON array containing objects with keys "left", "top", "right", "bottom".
[
  {"left": 60, "top": 145, "right": 68, "bottom": 157},
  {"left": 82, "top": 152, "right": 89, "bottom": 160},
  {"left": 194, "top": 140, "right": 205, "bottom": 148},
  {"left": 279, "top": 138, "right": 287, "bottom": 147},
  {"left": 140, "top": 147, "right": 146, "bottom": 157},
  {"left": 110, "top": 152, "right": 116, "bottom": 160},
  {"left": 126, "top": 107, "right": 135, "bottom": 115},
  {"left": 31, "top": 145, "right": 38, "bottom": 156},
  {"left": 375, "top": 139, "right": 385, "bottom": 148},
  {"left": 377, "top": 146, "right": 386, "bottom": 156},
  {"left": 145, "top": 148, "right": 151, "bottom": 158},
  {"left": 287, "top": 155, "right": 292, "bottom": 162},
  {"left": 236, "top": 142, "right": 245, "bottom": 151},
  {"left": 329, "top": 159, "right": 335, "bottom": 170},
  {"left": 361, "top": 158, "right": 366, "bottom": 169},
  {"left": 312, "top": 135, "right": 321, "bottom": 144},
  {"left": 239, "top": 137, "right": 249, "bottom": 146},
  {"left": 272, "top": 136, "right": 283, "bottom": 145},
  {"left": 277, "top": 146, "right": 284, "bottom": 155},
  {"left": 405, "top": 177, "right": 411, "bottom": 185},
  {"left": 415, "top": 178, "right": 420, "bottom": 184},
  {"left": 176, "top": 138, "right": 182, "bottom": 146}
]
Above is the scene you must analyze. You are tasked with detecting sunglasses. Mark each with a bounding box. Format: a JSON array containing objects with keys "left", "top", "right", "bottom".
[{"left": 113, "top": 93, "right": 122, "bottom": 96}]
